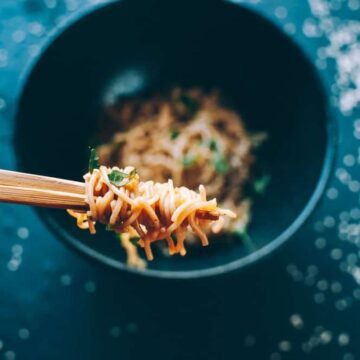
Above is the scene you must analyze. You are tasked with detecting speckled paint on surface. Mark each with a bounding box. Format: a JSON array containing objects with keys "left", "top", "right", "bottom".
[{"left": 0, "top": 0, "right": 359, "bottom": 359}]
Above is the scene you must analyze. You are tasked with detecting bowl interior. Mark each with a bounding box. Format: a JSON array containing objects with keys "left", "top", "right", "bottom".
[{"left": 15, "top": 0, "right": 329, "bottom": 275}]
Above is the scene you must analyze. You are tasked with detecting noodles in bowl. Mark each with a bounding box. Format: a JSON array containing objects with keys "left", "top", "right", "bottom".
[{"left": 89, "top": 88, "right": 266, "bottom": 267}]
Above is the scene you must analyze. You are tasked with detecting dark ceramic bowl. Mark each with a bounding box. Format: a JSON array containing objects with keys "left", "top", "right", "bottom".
[{"left": 15, "top": 0, "right": 335, "bottom": 278}]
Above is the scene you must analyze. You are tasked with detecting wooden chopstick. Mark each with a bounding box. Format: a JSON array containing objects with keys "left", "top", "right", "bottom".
[
  {"left": 0, "top": 184, "right": 87, "bottom": 210},
  {"left": 0, "top": 169, "right": 220, "bottom": 220},
  {"left": 0, "top": 169, "right": 86, "bottom": 210},
  {"left": 0, "top": 169, "right": 84, "bottom": 194}
]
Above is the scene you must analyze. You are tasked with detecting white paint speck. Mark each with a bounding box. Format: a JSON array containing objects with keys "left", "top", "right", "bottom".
[
  {"left": 284, "top": 23, "right": 296, "bottom": 35},
  {"left": 244, "top": 335, "right": 256, "bottom": 346},
  {"left": 109, "top": 326, "right": 121, "bottom": 338},
  {"left": 338, "top": 333, "right": 350, "bottom": 346},
  {"left": 4, "top": 351, "right": 16, "bottom": 360},
  {"left": 275, "top": 6, "right": 288, "bottom": 19},
  {"left": 314, "top": 292, "right": 325, "bottom": 304},
  {"left": 315, "top": 237, "right": 327, "bottom": 249},
  {"left": 350, "top": 208, "right": 360, "bottom": 220},
  {"left": 28, "top": 22, "right": 45, "bottom": 36},
  {"left": 335, "top": 299, "right": 348, "bottom": 311},
  {"left": 84, "top": 281, "right": 97, "bottom": 293},
  {"left": 320, "top": 330, "right": 333, "bottom": 344},
  {"left": 17, "top": 227, "right": 29, "bottom": 240},
  {"left": 303, "top": 18, "right": 322, "bottom": 37},
  {"left": 0, "top": 98, "right": 6, "bottom": 111},
  {"left": 330, "top": 248, "right": 343, "bottom": 260},
  {"left": 326, "top": 187, "right": 338, "bottom": 199},
  {"left": 11, "top": 244, "right": 23, "bottom": 256},
  {"left": 289, "top": 314, "right": 304, "bottom": 329},
  {"left": 348, "top": 0, "right": 360, "bottom": 10},
  {"left": 60, "top": 274, "right": 72, "bottom": 286},
  {"left": 44, "top": 0, "right": 57, "bottom": 8},
  {"left": 343, "top": 352, "right": 355, "bottom": 360},
  {"left": 7, "top": 259, "right": 20, "bottom": 272},
  {"left": 331, "top": 281, "right": 343, "bottom": 293},
  {"left": 278, "top": 340, "right": 291, "bottom": 352},
  {"left": 126, "top": 322, "right": 138, "bottom": 333},
  {"left": 317, "top": 280, "right": 328, "bottom": 291},
  {"left": 301, "top": 342, "right": 312, "bottom": 353},
  {"left": 353, "top": 288, "right": 360, "bottom": 299},
  {"left": 344, "top": 154, "right": 356, "bottom": 166},
  {"left": 270, "top": 352, "right": 281, "bottom": 360},
  {"left": 324, "top": 216, "right": 336, "bottom": 228},
  {"left": 12, "top": 30, "right": 26, "bottom": 43},
  {"left": 18, "top": 328, "right": 30, "bottom": 340},
  {"left": 28, "top": 45, "right": 41, "bottom": 57},
  {"left": 349, "top": 180, "right": 360, "bottom": 192},
  {"left": 65, "top": 0, "right": 79, "bottom": 11}
]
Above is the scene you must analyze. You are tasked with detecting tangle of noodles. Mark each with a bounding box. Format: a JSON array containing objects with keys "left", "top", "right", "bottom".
[
  {"left": 98, "top": 88, "right": 265, "bottom": 237},
  {"left": 68, "top": 166, "right": 236, "bottom": 264}
]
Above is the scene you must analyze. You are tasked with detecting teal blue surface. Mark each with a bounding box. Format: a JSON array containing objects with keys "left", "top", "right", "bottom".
[{"left": 0, "top": 0, "right": 360, "bottom": 359}]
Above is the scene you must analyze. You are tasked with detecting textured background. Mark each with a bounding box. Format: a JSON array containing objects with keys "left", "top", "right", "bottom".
[{"left": 0, "top": 0, "right": 360, "bottom": 359}]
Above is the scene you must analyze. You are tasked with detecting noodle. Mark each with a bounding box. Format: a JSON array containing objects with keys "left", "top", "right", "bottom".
[
  {"left": 68, "top": 166, "right": 236, "bottom": 263},
  {"left": 98, "top": 88, "right": 260, "bottom": 235}
]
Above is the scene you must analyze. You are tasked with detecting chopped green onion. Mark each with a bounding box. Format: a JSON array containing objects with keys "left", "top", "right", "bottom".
[
  {"left": 182, "top": 154, "right": 198, "bottom": 168},
  {"left": 129, "top": 236, "right": 141, "bottom": 246},
  {"left": 170, "top": 129, "right": 180, "bottom": 140},
  {"left": 213, "top": 153, "right": 229, "bottom": 174},
  {"left": 108, "top": 168, "right": 137, "bottom": 187},
  {"left": 175, "top": 93, "right": 200, "bottom": 117},
  {"left": 208, "top": 138, "right": 218, "bottom": 152},
  {"left": 88, "top": 147, "right": 99, "bottom": 173}
]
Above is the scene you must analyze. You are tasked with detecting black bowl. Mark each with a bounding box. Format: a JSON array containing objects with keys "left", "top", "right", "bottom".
[{"left": 15, "top": 0, "right": 334, "bottom": 278}]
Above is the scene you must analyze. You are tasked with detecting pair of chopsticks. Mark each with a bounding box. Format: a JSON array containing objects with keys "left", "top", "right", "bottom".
[
  {"left": 0, "top": 169, "right": 87, "bottom": 210},
  {"left": 0, "top": 169, "right": 220, "bottom": 220}
]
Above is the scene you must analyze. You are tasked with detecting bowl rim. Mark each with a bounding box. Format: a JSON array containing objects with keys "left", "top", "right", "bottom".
[{"left": 14, "top": 0, "right": 337, "bottom": 279}]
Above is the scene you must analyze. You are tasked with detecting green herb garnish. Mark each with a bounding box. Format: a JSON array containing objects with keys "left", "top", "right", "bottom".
[
  {"left": 170, "top": 129, "right": 180, "bottom": 140},
  {"left": 106, "top": 224, "right": 114, "bottom": 231},
  {"left": 108, "top": 168, "right": 137, "bottom": 187},
  {"left": 175, "top": 93, "right": 200, "bottom": 117},
  {"left": 129, "top": 236, "right": 141, "bottom": 246},
  {"left": 88, "top": 148, "right": 99, "bottom": 173},
  {"left": 213, "top": 153, "right": 229, "bottom": 174},
  {"left": 253, "top": 174, "right": 271, "bottom": 195},
  {"left": 208, "top": 138, "right": 218, "bottom": 152},
  {"left": 182, "top": 154, "right": 198, "bottom": 168}
]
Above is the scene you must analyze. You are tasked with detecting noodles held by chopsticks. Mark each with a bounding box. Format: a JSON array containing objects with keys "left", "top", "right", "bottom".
[{"left": 68, "top": 166, "right": 236, "bottom": 262}]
